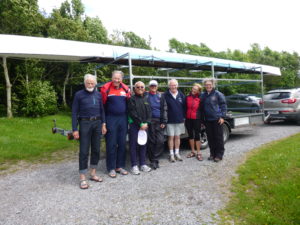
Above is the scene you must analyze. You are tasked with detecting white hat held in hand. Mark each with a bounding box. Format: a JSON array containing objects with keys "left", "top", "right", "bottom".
[{"left": 137, "top": 130, "right": 147, "bottom": 145}]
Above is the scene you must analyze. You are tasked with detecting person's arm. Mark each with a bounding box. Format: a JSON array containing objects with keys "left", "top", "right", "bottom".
[
  {"left": 72, "top": 92, "right": 80, "bottom": 139},
  {"left": 199, "top": 94, "right": 205, "bottom": 124},
  {"left": 182, "top": 92, "right": 187, "bottom": 118},
  {"left": 160, "top": 93, "right": 168, "bottom": 127},
  {"left": 217, "top": 91, "right": 227, "bottom": 125},
  {"left": 100, "top": 84, "right": 108, "bottom": 105},
  {"left": 99, "top": 93, "right": 107, "bottom": 135},
  {"left": 218, "top": 91, "right": 227, "bottom": 118}
]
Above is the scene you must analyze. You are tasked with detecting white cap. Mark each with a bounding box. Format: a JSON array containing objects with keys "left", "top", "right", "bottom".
[
  {"left": 149, "top": 80, "right": 158, "bottom": 86},
  {"left": 137, "top": 130, "right": 147, "bottom": 145}
]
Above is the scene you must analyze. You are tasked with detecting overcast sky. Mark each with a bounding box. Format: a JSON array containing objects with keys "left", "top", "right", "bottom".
[{"left": 38, "top": 0, "right": 300, "bottom": 54}]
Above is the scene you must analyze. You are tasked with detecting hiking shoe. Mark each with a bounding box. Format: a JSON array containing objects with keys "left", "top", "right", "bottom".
[
  {"left": 175, "top": 153, "right": 183, "bottom": 161},
  {"left": 140, "top": 165, "right": 152, "bottom": 172},
  {"left": 131, "top": 165, "right": 140, "bottom": 175},
  {"left": 207, "top": 156, "right": 214, "bottom": 161},
  {"left": 169, "top": 154, "right": 175, "bottom": 162}
]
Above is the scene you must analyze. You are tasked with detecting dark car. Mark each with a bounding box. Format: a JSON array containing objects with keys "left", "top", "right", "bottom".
[{"left": 226, "top": 94, "right": 262, "bottom": 113}]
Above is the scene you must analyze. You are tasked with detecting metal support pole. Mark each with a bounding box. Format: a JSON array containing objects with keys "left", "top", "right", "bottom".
[
  {"left": 260, "top": 67, "right": 265, "bottom": 113},
  {"left": 128, "top": 53, "right": 133, "bottom": 91},
  {"left": 211, "top": 61, "right": 215, "bottom": 79}
]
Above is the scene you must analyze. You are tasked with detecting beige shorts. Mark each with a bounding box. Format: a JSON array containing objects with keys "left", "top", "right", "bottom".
[{"left": 166, "top": 123, "right": 185, "bottom": 136}]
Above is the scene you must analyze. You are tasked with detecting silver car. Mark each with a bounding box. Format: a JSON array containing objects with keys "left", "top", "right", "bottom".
[{"left": 263, "top": 88, "right": 300, "bottom": 124}]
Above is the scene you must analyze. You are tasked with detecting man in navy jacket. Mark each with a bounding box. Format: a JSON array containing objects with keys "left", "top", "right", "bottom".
[
  {"left": 72, "top": 74, "right": 107, "bottom": 189},
  {"left": 161, "top": 79, "right": 186, "bottom": 162}
]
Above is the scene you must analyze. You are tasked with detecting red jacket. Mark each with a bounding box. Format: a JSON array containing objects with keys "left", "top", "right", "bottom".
[
  {"left": 100, "top": 81, "right": 131, "bottom": 116},
  {"left": 100, "top": 81, "right": 131, "bottom": 104},
  {"left": 186, "top": 93, "right": 201, "bottom": 119}
]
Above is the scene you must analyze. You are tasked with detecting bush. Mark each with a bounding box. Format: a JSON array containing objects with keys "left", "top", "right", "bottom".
[{"left": 20, "top": 81, "right": 58, "bottom": 117}]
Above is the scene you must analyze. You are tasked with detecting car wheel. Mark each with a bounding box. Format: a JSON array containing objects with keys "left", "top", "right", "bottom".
[
  {"left": 200, "top": 131, "right": 208, "bottom": 150},
  {"left": 222, "top": 123, "right": 230, "bottom": 143}
]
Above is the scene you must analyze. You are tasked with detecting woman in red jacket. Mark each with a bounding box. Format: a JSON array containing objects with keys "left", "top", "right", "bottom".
[{"left": 185, "top": 83, "right": 203, "bottom": 161}]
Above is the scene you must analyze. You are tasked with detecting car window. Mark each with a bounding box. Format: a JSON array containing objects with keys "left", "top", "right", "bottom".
[{"left": 264, "top": 92, "right": 291, "bottom": 100}]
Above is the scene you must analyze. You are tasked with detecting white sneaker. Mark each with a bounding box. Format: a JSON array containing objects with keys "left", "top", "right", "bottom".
[
  {"left": 140, "top": 165, "right": 152, "bottom": 172},
  {"left": 131, "top": 165, "right": 140, "bottom": 175},
  {"left": 175, "top": 153, "right": 183, "bottom": 161},
  {"left": 169, "top": 154, "right": 175, "bottom": 162}
]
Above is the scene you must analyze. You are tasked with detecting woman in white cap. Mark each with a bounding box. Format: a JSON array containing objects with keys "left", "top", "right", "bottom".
[{"left": 128, "top": 81, "right": 152, "bottom": 175}]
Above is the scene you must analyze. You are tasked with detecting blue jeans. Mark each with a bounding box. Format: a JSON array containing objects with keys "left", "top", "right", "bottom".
[
  {"left": 105, "top": 115, "right": 128, "bottom": 171},
  {"left": 129, "top": 123, "right": 147, "bottom": 167},
  {"left": 79, "top": 120, "right": 102, "bottom": 174}
]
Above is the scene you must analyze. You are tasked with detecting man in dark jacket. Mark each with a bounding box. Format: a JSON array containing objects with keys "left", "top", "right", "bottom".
[
  {"left": 100, "top": 70, "right": 131, "bottom": 178},
  {"left": 201, "top": 78, "right": 227, "bottom": 162},
  {"left": 72, "top": 74, "right": 107, "bottom": 189},
  {"left": 161, "top": 79, "right": 186, "bottom": 162},
  {"left": 128, "top": 81, "right": 152, "bottom": 175},
  {"left": 146, "top": 80, "right": 167, "bottom": 169}
]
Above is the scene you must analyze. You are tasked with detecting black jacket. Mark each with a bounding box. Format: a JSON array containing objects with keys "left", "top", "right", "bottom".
[{"left": 128, "top": 94, "right": 152, "bottom": 126}]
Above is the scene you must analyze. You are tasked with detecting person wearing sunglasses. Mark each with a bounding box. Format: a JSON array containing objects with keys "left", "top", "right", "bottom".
[{"left": 128, "top": 81, "right": 152, "bottom": 175}]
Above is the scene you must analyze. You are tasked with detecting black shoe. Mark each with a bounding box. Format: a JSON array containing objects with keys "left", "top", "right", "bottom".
[
  {"left": 156, "top": 162, "right": 160, "bottom": 168},
  {"left": 208, "top": 156, "right": 214, "bottom": 161},
  {"left": 214, "top": 157, "right": 222, "bottom": 162},
  {"left": 150, "top": 162, "right": 158, "bottom": 170}
]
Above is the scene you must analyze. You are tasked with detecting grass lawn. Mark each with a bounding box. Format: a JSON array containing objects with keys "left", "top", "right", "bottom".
[
  {"left": 0, "top": 113, "right": 78, "bottom": 170},
  {"left": 219, "top": 133, "right": 300, "bottom": 225}
]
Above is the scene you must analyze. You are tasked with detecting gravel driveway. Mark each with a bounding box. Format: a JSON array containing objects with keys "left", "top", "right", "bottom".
[{"left": 1, "top": 122, "right": 299, "bottom": 225}]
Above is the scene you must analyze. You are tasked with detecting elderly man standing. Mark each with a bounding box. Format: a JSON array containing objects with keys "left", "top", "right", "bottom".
[
  {"left": 146, "top": 80, "right": 167, "bottom": 169},
  {"left": 128, "top": 81, "right": 152, "bottom": 175},
  {"left": 72, "top": 74, "right": 107, "bottom": 189},
  {"left": 161, "top": 79, "right": 186, "bottom": 162},
  {"left": 101, "top": 70, "right": 131, "bottom": 178}
]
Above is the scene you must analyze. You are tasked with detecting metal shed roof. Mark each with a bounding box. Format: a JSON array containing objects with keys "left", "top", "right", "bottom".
[{"left": 0, "top": 34, "right": 281, "bottom": 76}]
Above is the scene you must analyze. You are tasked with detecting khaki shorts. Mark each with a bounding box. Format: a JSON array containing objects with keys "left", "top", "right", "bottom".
[{"left": 166, "top": 123, "right": 185, "bottom": 136}]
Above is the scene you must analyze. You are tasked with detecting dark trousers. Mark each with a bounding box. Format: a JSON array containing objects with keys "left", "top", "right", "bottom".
[
  {"left": 147, "top": 118, "right": 165, "bottom": 163},
  {"left": 129, "top": 123, "right": 147, "bottom": 167},
  {"left": 185, "top": 118, "right": 201, "bottom": 140},
  {"left": 105, "top": 115, "right": 128, "bottom": 171},
  {"left": 205, "top": 120, "right": 225, "bottom": 159},
  {"left": 79, "top": 120, "right": 102, "bottom": 174}
]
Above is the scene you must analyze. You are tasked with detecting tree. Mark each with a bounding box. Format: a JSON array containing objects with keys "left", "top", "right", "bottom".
[
  {"left": 0, "top": 0, "right": 46, "bottom": 36},
  {"left": 0, "top": 0, "right": 46, "bottom": 117},
  {"left": 84, "top": 16, "right": 108, "bottom": 44}
]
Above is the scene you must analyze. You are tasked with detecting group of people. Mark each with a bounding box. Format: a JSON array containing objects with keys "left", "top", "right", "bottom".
[{"left": 72, "top": 70, "right": 227, "bottom": 189}]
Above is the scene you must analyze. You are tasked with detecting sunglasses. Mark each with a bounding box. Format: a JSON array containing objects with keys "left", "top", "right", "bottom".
[{"left": 136, "top": 86, "right": 145, "bottom": 89}]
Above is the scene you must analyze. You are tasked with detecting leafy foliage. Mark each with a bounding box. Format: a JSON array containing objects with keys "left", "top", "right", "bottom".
[
  {"left": 20, "top": 80, "right": 58, "bottom": 117},
  {"left": 0, "top": 0, "right": 299, "bottom": 117}
]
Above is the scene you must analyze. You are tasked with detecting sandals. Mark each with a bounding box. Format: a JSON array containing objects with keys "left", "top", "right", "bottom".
[
  {"left": 115, "top": 168, "right": 128, "bottom": 175},
  {"left": 196, "top": 153, "right": 203, "bottom": 161},
  {"left": 108, "top": 170, "right": 117, "bottom": 178},
  {"left": 187, "top": 152, "right": 196, "bottom": 158},
  {"left": 90, "top": 175, "right": 103, "bottom": 182},
  {"left": 79, "top": 180, "right": 89, "bottom": 189}
]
